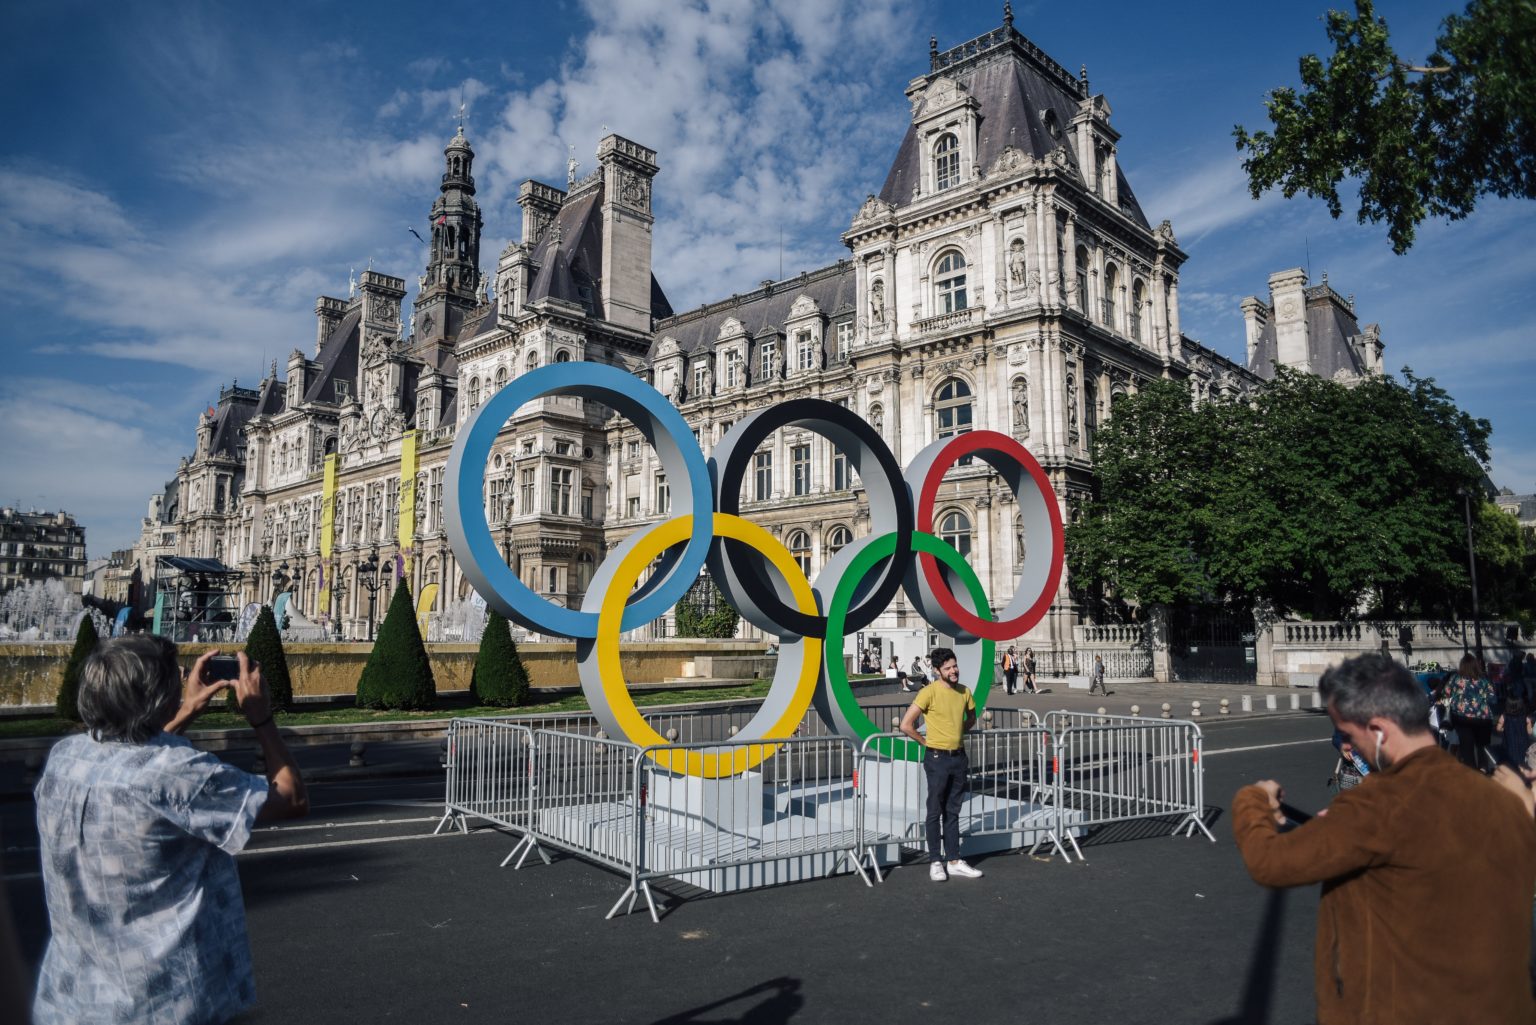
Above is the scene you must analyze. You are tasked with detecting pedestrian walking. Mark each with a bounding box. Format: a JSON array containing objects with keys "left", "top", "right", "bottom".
[
  {"left": 1448, "top": 652, "right": 1497, "bottom": 771},
  {"left": 1023, "top": 647, "right": 1038, "bottom": 694},
  {"left": 1089, "top": 654, "right": 1110, "bottom": 696},
  {"left": 900, "top": 647, "right": 984, "bottom": 882},
  {"left": 1233, "top": 653, "right": 1536, "bottom": 1025},
  {"left": 1002, "top": 646, "right": 1019, "bottom": 695}
]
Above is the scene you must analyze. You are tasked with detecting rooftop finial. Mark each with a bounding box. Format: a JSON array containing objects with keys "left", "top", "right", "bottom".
[
  {"left": 1080, "top": 64, "right": 1090, "bottom": 92},
  {"left": 1003, "top": 1, "right": 1013, "bottom": 29},
  {"left": 929, "top": 35, "right": 938, "bottom": 68},
  {"left": 567, "top": 144, "right": 578, "bottom": 187},
  {"left": 455, "top": 88, "right": 466, "bottom": 135}
]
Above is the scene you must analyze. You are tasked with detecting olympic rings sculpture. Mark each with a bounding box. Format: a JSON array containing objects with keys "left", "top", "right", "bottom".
[{"left": 447, "top": 362, "right": 1065, "bottom": 776}]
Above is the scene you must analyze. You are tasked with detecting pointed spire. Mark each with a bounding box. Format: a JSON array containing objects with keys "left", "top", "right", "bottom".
[
  {"left": 1003, "top": 1, "right": 1014, "bottom": 30},
  {"left": 929, "top": 35, "right": 938, "bottom": 69},
  {"left": 1080, "top": 64, "right": 1090, "bottom": 93}
]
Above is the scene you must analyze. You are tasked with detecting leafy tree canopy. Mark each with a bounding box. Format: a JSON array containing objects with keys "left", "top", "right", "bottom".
[
  {"left": 1067, "top": 368, "right": 1509, "bottom": 621},
  {"left": 674, "top": 577, "right": 742, "bottom": 639},
  {"left": 1234, "top": 0, "right": 1536, "bottom": 252}
]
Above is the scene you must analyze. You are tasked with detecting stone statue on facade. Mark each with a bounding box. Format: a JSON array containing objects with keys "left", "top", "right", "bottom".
[
  {"left": 1012, "top": 378, "right": 1028, "bottom": 429},
  {"left": 1066, "top": 374, "right": 1080, "bottom": 441},
  {"left": 1008, "top": 239, "right": 1027, "bottom": 286},
  {"left": 869, "top": 280, "right": 886, "bottom": 326}
]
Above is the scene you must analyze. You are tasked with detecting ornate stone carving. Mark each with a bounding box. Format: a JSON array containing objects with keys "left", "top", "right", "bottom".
[
  {"left": 1008, "top": 238, "right": 1027, "bottom": 285},
  {"left": 1012, "top": 377, "right": 1029, "bottom": 430},
  {"left": 869, "top": 279, "right": 886, "bottom": 325},
  {"left": 852, "top": 194, "right": 895, "bottom": 225},
  {"left": 618, "top": 169, "right": 651, "bottom": 210}
]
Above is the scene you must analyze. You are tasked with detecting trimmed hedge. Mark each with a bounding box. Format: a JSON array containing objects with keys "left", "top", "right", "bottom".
[
  {"left": 355, "top": 582, "right": 436, "bottom": 710},
  {"left": 57, "top": 614, "right": 98, "bottom": 721},
  {"left": 245, "top": 605, "right": 293, "bottom": 711},
  {"left": 470, "top": 608, "right": 531, "bottom": 707}
]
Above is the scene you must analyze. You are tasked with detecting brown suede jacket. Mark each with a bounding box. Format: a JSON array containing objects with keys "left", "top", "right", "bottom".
[{"left": 1233, "top": 744, "right": 1536, "bottom": 1025}]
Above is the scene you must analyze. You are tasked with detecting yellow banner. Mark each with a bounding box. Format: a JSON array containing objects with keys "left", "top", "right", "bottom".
[
  {"left": 415, "top": 582, "right": 439, "bottom": 638},
  {"left": 397, "top": 430, "right": 417, "bottom": 578},
  {"left": 319, "top": 453, "right": 337, "bottom": 614}
]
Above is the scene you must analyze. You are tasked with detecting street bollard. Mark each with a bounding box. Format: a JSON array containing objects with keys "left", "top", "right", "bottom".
[
  {"left": 1241, "top": 695, "right": 1253, "bottom": 713},
  {"left": 1096, "top": 707, "right": 1107, "bottom": 724},
  {"left": 349, "top": 741, "right": 366, "bottom": 768},
  {"left": 1130, "top": 704, "right": 1140, "bottom": 717},
  {"left": 728, "top": 725, "right": 739, "bottom": 736},
  {"left": 1220, "top": 698, "right": 1230, "bottom": 716},
  {"left": 1265, "top": 694, "right": 1278, "bottom": 711},
  {"left": 1311, "top": 692, "right": 1322, "bottom": 710},
  {"left": 982, "top": 709, "right": 994, "bottom": 729},
  {"left": 1191, "top": 700, "right": 1202, "bottom": 718},
  {"left": 1161, "top": 702, "right": 1172, "bottom": 720},
  {"left": 1290, "top": 693, "right": 1300, "bottom": 711},
  {"left": 665, "top": 727, "right": 679, "bottom": 742}
]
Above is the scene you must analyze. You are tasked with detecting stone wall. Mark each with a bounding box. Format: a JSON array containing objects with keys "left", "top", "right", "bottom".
[
  {"left": 1258, "top": 619, "right": 1521, "bottom": 687},
  {"left": 0, "top": 640, "right": 770, "bottom": 710}
]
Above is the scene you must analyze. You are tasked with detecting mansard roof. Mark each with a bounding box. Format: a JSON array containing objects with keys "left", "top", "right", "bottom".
[
  {"left": 878, "top": 25, "right": 1150, "bottom": 228},
  {"left": 254, "top": 376, "right": 286, "bottom": 417},
  {"left": 208, "top": 386, "right": 259, "bottom": 458},
  {"left": 524, "top": 179, "right": 672, "bottom": 320},
  {"left": 304, "top": 307, "right": 361, "bottom": 404},
  {"left": 160, "top": 479, "right": 179, "bottom": 524},
  {"left": 1247, "top": 284, "right": 1371, "bottom": 381},
  {"left": 654, "top": 262, "right": 856, "bottom": 358}
]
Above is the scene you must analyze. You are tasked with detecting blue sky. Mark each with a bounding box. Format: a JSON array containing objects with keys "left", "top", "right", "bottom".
[{"left": 2, "top": 0, "right": 1532, "bottom": 556}]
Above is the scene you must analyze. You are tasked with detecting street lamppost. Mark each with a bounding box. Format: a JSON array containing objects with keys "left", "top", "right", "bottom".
[
  {"left": 331, "top": 575, "right": 349, "bottom": 642},
  {"left": 1459, "top": 486, "right": 1484, "bottom": 664},
  {"left": 359, "top": 545, "right": 386, "bottom": 642},
  {"left": 270, "top": 561, "right": 290, "bottom": 603}
]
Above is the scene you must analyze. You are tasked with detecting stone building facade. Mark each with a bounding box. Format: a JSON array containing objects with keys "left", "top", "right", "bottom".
[
  {"left": 0, "top": 509, "right": 87, "bottom": 596},
  {"left": 131, "top": 16, "right": 1383, "bottom": 665}
]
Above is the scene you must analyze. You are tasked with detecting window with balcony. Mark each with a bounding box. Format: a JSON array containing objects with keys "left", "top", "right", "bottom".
[
  {"left": 934, "top": 133, "right": 960, "bottom": 191},
  {"left": 935, "top": 251, "right": 967, "bottom": 314}
]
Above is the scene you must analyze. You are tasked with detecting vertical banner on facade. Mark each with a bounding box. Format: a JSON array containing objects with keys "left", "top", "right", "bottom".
[
  {"left": 397, "top": 430, "right": 417, "bottom": 579},
  {"left": 319, "top": 453, "right": 338, "bottom": 616},
  {"left": 415, "top": 582, "right": 439, "bottom": 639}
]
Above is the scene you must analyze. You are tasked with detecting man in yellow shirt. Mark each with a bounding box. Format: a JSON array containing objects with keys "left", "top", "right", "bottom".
[{"left": 900, "top": 647, "right": 983, "bottom": 881}]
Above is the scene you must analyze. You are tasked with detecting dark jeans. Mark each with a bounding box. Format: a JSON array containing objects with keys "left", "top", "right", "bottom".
[
  {"left": 1004, "top": 669, "right": 1018, "bottom": 694},
  {"left": 923, "top": 748, "right": 968, "bottom": 862},
  {"left": 1455, "top": 718, "right": 1494, "bottom": 769}
]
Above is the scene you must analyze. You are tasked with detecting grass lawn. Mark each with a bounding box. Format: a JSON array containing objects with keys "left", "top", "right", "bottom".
[{"left": 0, "top": 680, "right": 778, "bottom": 741}]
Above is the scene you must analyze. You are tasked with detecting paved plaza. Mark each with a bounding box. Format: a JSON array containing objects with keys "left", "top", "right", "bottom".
[{"left": 2, "top": 707, "right": 1382, "bottom": 1024}]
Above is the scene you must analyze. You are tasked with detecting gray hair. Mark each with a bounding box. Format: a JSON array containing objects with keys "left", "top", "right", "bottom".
[
  {"left": 78, "top": 634, "right": 183, "bottom": 743},
  {"left": 1318, "top": 653, "right": 1430, "bottom": 735}
]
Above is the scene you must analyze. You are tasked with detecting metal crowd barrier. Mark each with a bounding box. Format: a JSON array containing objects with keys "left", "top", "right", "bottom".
[
  {"left": 853, "top": 727, "right": 1070, "bottom": 878},
  {"left": 609, "top": 735, "right": 868, "bottom": 922},
  {"left": 434, "top": 720, "right": 537, "bottom": 848},
  {"left": 1051, "top": 718, "right": 1215, "bottom": 860}
]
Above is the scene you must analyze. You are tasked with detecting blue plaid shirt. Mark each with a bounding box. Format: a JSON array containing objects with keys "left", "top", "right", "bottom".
[{"left": 34, "top": 732, "right": 268, "bottom": 1025}]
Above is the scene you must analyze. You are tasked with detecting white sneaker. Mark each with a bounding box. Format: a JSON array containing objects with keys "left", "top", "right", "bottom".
[
  {"left": 929, "top": 862, "right": 947, "bottom": 882},
  {"left": 947, "top": 859, "right": 983, "bottom": 879}
]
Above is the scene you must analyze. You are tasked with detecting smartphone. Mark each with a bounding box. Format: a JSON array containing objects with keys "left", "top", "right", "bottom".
[
  {"left": 1278, "top": 801, "right": 1313, "bottom": 825},
  {"left": 205, "top": 655, "right": 242, "bottom": 681}
]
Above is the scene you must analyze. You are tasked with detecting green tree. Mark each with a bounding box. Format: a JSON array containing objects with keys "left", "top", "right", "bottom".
[
  {"left": 1234, "top": 0, "right": 1536, "bottom": 252},
  {"left": 673, "top": 577, "right": 742, "bottom": 638},
  {"left": 355, "top": 582, "right": 436, "bottom": 710},
  {"left": 56, "top": 614, "right": 99, "bottom": 721},
  {"left": 1065, "top": 379, "right": 1240, "bottom": 611},
  {"left": 1067, "top": 368, "right": 1495, "bottom": 621},
  {"left": 470, "top": 608, "right": 530, "bottom": 707},
  {"left": 244, "top": 605, "right": 293, "bottom": 712}
]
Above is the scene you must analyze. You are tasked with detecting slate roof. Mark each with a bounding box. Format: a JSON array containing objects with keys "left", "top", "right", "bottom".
[
  {"left": 654, "top": 263, "right": 856, "bottom": 358},
  {"left": 304, "top": 307, "right": 361, "bottom": 404},
  {"left": 1247, "top": 285, "right": 1370, "bottom": 381},
  {"left": 160, "top": 479, "right": 179, "bottom": 525},
  {"left": 207, "top": 394, "right": 257, "bottom": 459},
  {"left": 878, "top": 27, "right": 1150, "bottom": 228},
  {"left": 524, "top": 179, "right": 673, "bottom": 320},
  {"left": 254, "top": 377, "right": 286, "bottom": 416}
]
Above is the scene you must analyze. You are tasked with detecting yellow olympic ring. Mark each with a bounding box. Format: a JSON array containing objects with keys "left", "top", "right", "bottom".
[{"left": 590, "top": 513, "right": 821, "bottom": 777}]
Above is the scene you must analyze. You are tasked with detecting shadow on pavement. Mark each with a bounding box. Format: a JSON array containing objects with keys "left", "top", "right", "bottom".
[
  {"left": 645, "top": 977, "right": 804, "bottom": 1024},
  {"left": 1206, "top": 887, "right": 1289, "bottom": 1025}
]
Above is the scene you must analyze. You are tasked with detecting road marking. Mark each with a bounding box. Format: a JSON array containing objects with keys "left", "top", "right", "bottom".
[
  {"left": 240, "top": 830, "right": 475, "bottom": 856},
  {"left": 254, "top": 815, "right": 439, "bottom": 836},
  {"left": 1203, "top": 738, "right": 1332, "bottom": 756}
]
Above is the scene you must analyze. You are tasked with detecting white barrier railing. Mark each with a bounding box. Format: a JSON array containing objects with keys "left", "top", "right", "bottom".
[
  {"left": 1051, "top": 719, "right": 1215, "bottom": 860},
  {"left": 438, "top": 707, "right": 1213, "bottom": 918}
]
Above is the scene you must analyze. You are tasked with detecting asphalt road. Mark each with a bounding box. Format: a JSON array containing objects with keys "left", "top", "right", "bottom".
[{"left": 4, "top": 712, "right": 1352, "bottom": 1024}]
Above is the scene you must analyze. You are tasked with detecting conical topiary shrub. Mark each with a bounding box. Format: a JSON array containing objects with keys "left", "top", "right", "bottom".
[
  {"left": 244, "top": 605, "right": 293, "bottom": 712},
  {"left": 356, "top": 581, "right": 436, "bottom": 710},
  {"left": 470, "top": 608, "right": 530, "bottom": 707},
  {"left": 57, "top": 614, "right": 99, "bottom": 721}
]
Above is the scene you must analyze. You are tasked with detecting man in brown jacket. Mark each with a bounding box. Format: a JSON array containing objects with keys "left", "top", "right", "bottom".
[{"left": 1233, "top": 653, "right": 1536, "bottom": 1025}]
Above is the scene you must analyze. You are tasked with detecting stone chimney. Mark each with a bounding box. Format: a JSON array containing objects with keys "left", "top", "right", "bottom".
[
  {"left": 316, "top": 296, "right": 348, "bottom": 353},
  {"left": 1239, "top": 295, "right": 1269, "bottom": 370},
  {"left": 518, "top": 179, "right": 565, "bottom": 247},
  {"left": 285, "top": 349, "right": 307, "bottom": 409},
  {"left": 597, "top": 134, "right": 659, "bottom": 333},
  {"left": 1267, "top": 268, "right": 1311, "bottom": 374}
]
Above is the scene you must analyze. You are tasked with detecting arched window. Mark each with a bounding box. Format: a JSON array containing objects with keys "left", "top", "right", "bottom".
[
  {"left": 935, "top": 377, "right": 973, "bottom": 440},
  {"left": 787, "top": 530, "right": 811, "bottom": 576},
  {"left": 554, "top": 349, "right": 571, "bottom": 363},
  {"left": 934, "top": 133, "right": 960, "bottom": 191},
  {"left": 1130, "top": 280, "right": 1147, "bottom": 343},
  {"left": 494, "top": 365, "right": 508, "bottom": 391},
  {"left": 938, "top": 510, "right": 972, "bottom": 559},
  {"left": 935, "top": 251, "right": 968, "bottom": 314},
  {"left": 577, "top": 551, "right": 595, "bottom": 591},
  {"left": 467, "top": 376, "right": 482, "bottom": 410},
  {"left": 525, "top": 350, "right": 539, "bottom": 371},
  {"left": 1075, "top": 246, "right": 1090, "bottom": 314},
  {"left": 826, "top": 525, "right": 852, "bottom": 557},
  {"left": 1104, "top": 264, "right": 1120, "bottom": 329}
]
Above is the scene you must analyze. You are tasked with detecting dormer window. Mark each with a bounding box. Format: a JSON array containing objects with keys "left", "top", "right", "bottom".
[
  {"left": 724, "top": 349, "right": 741, "bottom": 388},
  {"left": 934, "top": 133, "right": 960, "bottom": 191},
  {"left": 795, "top": 330, "right": 816, "bottom": 372}
]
